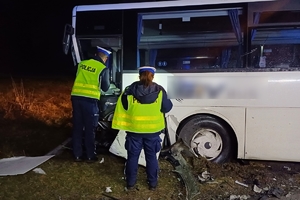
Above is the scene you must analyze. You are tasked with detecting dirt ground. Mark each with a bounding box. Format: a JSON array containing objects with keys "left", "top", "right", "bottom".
[{"left": 172, "top": 155, "right": 300, "bottom": 200}]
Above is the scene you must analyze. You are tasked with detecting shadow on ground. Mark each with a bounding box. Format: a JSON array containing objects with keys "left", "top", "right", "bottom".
[{"left": 0, "top": 115, "right": 71, "bottom": 158}]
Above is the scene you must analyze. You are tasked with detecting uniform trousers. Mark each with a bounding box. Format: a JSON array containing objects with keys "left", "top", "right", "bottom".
[
  {"left": 125, "top": 133, "right": 162, "bottom": 187},
  {"left": 71, "top": 98, "right": 99, "bottom": 159}
]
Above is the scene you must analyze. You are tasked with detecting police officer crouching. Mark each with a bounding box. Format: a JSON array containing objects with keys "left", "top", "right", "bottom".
[
  {"left": 71, "top": 46, "right": 111, "bottom": 163},
  {"left": 112, "top": 66, "right": 173, "bottom": 190}
]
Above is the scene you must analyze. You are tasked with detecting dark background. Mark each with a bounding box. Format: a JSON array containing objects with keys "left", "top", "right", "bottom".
[{"left": 0, "top": 0, "right": 158, "bottom": 75}]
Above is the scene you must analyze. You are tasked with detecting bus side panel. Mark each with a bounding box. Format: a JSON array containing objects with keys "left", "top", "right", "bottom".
[
  {"left": 245, "top": 107, "right": 300, "bottom": 162},
  {"left": 123, "top": 72, "right": 300, "bottom": 162}
]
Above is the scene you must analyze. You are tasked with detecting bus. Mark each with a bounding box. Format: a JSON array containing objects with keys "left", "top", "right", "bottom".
[{"left": 63, "top": 0, "right": 300, "bottom": 164}]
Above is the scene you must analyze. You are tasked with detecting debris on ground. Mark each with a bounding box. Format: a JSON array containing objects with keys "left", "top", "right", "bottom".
[
  {"left": 100, "top": 158, "right": 104, "bottom": 164},
  {"left": 198, "top": 171, "right": 214, "bottom": 183},
  {"left": 235, "top": 180, "right": 249, "bottom": 188},
  {"left": 229, "top": 194, "right": 250, "bottom": 200},
  {"left": 32, "top": 168, "right": 46, "bottom": 175},
  {"left": 160, "top": 139, "right": 200, "bottom": 200},
  {"left": 105, "top": 187, "right": 112, "bottom": 193},
  {"left": 253, "top": 185, "right": 263, "bottom": 193}
]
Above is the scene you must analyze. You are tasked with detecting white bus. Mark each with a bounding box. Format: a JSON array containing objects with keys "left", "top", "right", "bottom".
[{"left": 63, "top": 0, "right": 300, "bottom": 164}]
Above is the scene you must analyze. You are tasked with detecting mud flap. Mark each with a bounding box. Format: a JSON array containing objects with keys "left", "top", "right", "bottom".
[{"left": 160, "top": 139, "right": 200, "bottom": 200}]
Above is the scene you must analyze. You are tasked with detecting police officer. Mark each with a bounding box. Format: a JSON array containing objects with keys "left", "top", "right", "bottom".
[
  {"left": 71, "top": 46, "right": 111, "bottom": 163},
  {"left": 112, "top": 66, "right": 173, "bottom": 190}
]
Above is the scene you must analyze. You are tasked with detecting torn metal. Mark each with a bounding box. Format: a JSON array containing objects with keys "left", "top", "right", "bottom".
[{"left": 161, "top": 139, "right": 200, "bottom": 200}]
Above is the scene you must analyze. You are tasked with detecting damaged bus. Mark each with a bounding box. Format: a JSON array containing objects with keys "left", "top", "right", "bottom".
[{"left": 63, "top": 0, "right": 300, "bottom": 164}]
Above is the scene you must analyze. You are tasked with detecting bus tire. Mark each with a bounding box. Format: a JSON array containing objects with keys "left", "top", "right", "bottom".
[{"left": 178, "top": 115, "right": 234, "bottom": 164}]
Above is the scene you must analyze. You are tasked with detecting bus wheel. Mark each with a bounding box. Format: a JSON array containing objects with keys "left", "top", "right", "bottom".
[{"left": 178, "top": 115, "right": 234, "bottom": 164}]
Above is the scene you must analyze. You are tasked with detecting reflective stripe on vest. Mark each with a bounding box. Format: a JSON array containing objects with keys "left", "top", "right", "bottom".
[
  {"left": 112, "top": 90, "right": 165, "bottom": 133},
  {"left": 71, "top": 59, "right": 105, "bottom": 99}
]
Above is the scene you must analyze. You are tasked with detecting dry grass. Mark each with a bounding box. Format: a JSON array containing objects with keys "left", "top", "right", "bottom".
[
  {"left": 11, "top": 77, "right": 32, "bottom": 110},
  {"left": 0, "top": 75, "right": 73, "bottom": 157}
]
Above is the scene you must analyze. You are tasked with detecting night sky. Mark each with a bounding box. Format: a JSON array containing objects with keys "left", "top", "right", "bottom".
[
  {"left": 1, "top": 1, "right": 75, "bottom": 75},
  {"left": 0, "top": 0, "right": 151, "bottom": 75}
]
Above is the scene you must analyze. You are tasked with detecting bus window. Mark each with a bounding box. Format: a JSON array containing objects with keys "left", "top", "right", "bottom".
[
  {"left": 250, "top": 27, "right": 300, "bottom": 68},
  {"left": 76, "top": 11, "right": 122, "bottom": 36},
  {"left": 138, "top": 8, "right": 245, "bottom": 71}
]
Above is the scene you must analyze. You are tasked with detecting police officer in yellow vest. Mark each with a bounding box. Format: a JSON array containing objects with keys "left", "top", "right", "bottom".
[
  {"left": 112, "top": 66, "right": 173, "bottom": 190},
  {"left": 71, "top": 46, "right": 111, "bottom": 163}
]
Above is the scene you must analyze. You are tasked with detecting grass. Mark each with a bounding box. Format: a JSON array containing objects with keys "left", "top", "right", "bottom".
[
  {"left": 0, "top": 75, "right": 184, "bottom": 200},
  {"left": 0, "top": 152, "right": 182, "bottom": 200}
]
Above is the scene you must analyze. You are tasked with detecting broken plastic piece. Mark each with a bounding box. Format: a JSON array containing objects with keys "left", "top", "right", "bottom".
[
  {"left": 235, "top": 180, "right": 248, "bottom": 187},
  {"left": 32, "top": 168, "right": 46, "bottom": 175},
  {"left": 229, "top": 194, "right": 250, "bottom": 200},
  {"left": 253, "top": 185, "right": 263, "bottom": 193},
  {"left": 198, "top": 171, "right": 213, "bottom": 182},
  {"left": 100, "top": 158, "right": 104, "bottom": 163},
  {"left": 105, "top": 187, "right": 112, "bottom": 193}
]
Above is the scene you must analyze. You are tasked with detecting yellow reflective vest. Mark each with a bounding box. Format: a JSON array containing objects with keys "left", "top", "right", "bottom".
[
  {"left": 112, "top": 90, "right": 165, "bottom": 133},
  {"left": 71, "top": 59, "right": 106, "bottom": 100}
]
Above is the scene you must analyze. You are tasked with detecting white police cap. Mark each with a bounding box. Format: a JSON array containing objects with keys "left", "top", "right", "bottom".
[
  {"left": 138, "top": 66, "right": 156, "bottom": 74},
  {"left": 96, "top": 46, "right": 112, "bottom": 56}
]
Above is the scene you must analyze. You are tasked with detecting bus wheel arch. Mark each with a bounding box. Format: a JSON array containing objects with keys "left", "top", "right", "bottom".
[{"left": 177, "top": 114, "right": 237, "bottom": 164}]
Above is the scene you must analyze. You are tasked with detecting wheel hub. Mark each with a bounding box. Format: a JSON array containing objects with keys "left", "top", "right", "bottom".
[{"left": 191, "top": 128, "right": 222, "bottom": 160}]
